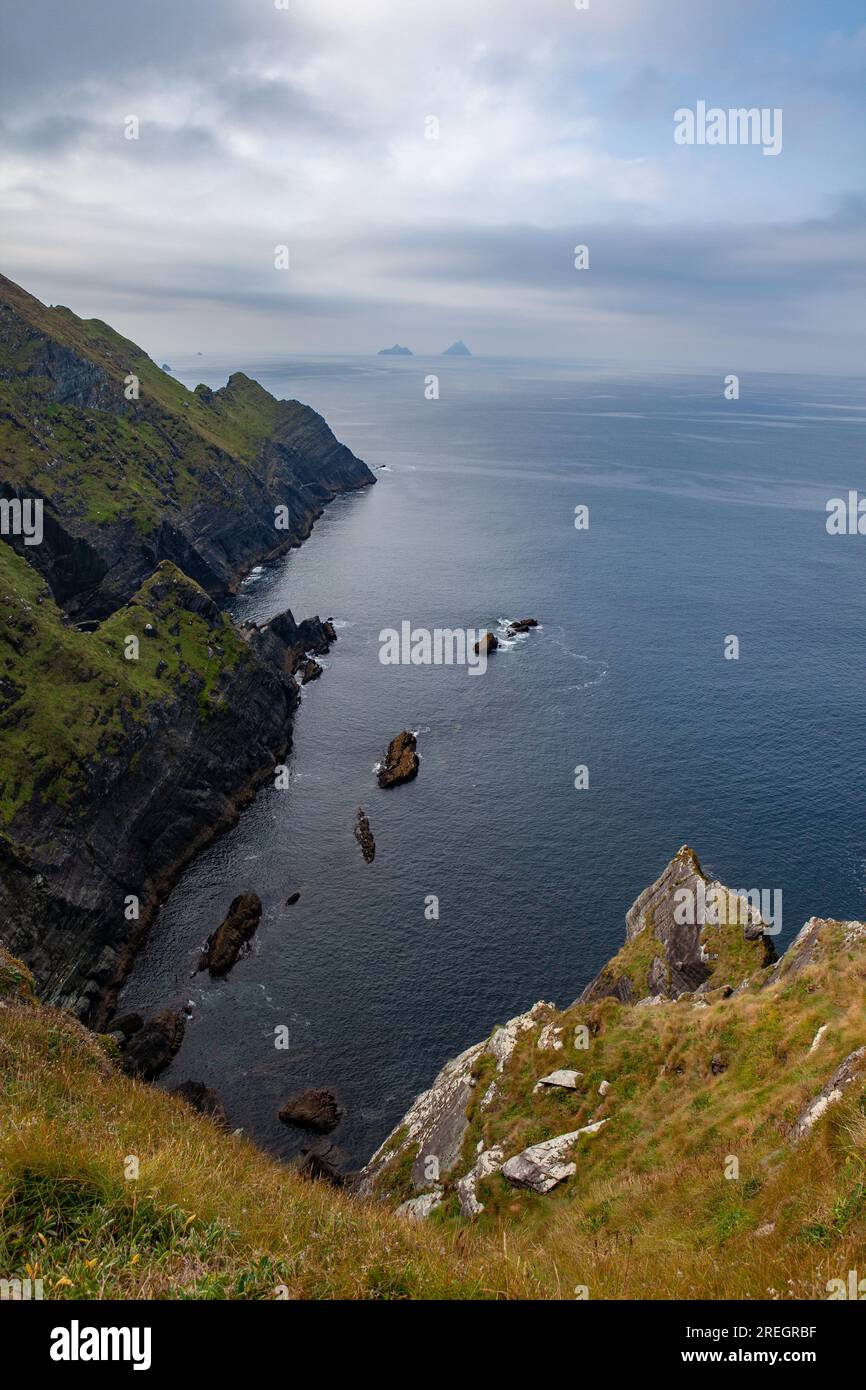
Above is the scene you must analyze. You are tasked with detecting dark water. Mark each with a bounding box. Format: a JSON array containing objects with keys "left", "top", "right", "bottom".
[{"left": 121, "top": 355, "right": 866, "bottom": 1167}]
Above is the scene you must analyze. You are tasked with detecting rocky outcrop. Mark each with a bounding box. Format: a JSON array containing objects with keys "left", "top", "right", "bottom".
[
  {"left": 120, "top": 1008, "right": 185, "bottom": 1080},
  {"left": 578, "top": 845, "right": 776, "bottom": 1005},
  {"left": 170, "top": 1080, "right": 230, "bottom": 1128},
  {"left": 377, "top": 731, "right": 419, "bottom": 789},
  {"left": 354, "top": 807, "right": 376, "bottom": 863},
  {"left": 473, "top": 631, "right": 498, "bottom": 656},
  {"left": 791, "top": 1048, "right": 866, "bottom": 1143},
  {"left": 505, "top": 617, "right": 538, "bottom": 636},
  {"left": 198, "top": 893, "right": 262, "bottom": 976},
  {"left": 279, "top": 1088, "right": 342, "bottom": 1134}
]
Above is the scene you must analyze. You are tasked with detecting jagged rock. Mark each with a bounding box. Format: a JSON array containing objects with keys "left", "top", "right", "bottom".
[
  {"left": 506, "top": 618, "right": 538, "bottom": 636},
  {"left": 791, "top": 1048, "right": 866, "bottom": 1143},
  {"left": 578, "top": 846, "right": 776, "bottom": 1006},
  {"left": 279, "top": 1088, "right": 342, "bottom": 1134},
  {"left": 488, "top": 1002, "right": 553, "bottom": 1072},
  {"left": 456, "top": 1146, "right": 504, "bottom": 1218},
  {"left": 473, "top": 631, "right": 498, "bottom": 655},
  {"left": 358, "top": 1037, "right": 487, "bottom": 1196},
  {"left": 501, "top": 1121, "right": 607, "bottom": 1194},
  {"left": 300, "top": 658, "right": 322, "bottom": 684},
  {"left": 396, "top": 1188, "right": 443, "bottom": 1220},
  {"left": 534, "top": 1069, "right": 582, "bottom": 1092},
  {"left": 354, "top": 806, "right": 376, "bottom": 863},
  {"left": 170, "top": 1080, "right": 229, "bottom": 1128},
  {"left": 121, "top": 1008, "right": 185, "bottom": 1080},
  {"left": 377, "top": 730, "right": 419, "bottom": 788},
  {"left": 198, "top": 892, "right": 262, "bottom": 976},
  {"left": 537, "top": 1023, "right": 563, "bottom": 1051}
]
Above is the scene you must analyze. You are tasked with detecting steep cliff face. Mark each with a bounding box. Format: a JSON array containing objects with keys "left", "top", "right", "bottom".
[
  {"left": 0, "top": 536, "right": 333, "bottom": 1022},
  {"left": 0, "top": 272, "right": 375, "bottom": 618}
]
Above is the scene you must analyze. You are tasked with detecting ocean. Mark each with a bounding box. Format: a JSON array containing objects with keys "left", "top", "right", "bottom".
[{"left": 120, "top": 354, "right": 866, "bottom": 1168}]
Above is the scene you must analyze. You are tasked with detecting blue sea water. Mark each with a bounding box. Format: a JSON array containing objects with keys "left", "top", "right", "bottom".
[{"left": 121, "top": 355, "right": 866, "bottom": 1168}]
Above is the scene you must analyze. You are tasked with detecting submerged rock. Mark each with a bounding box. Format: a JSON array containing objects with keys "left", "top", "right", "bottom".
[
  {"left": 377, "top": 730, "right": 419, "bottom": 788},
  {"left": 285, "top": 890, "right": 301, "bottom": 907},
  {"left": 294, "top": 1137, "right": 347, "bottom": 1186},
  {"left": 121, "top": 1009, "right": 185, "bottom": 1080},
  {"left": 354, "top": 806, "right": 376, "bottom": 863},
  {"left": 198, "top": 892, "right": 262, "bottom": 976},
  {"left": 279, "top": 1088, "right": 342, "bottom": 1134}
]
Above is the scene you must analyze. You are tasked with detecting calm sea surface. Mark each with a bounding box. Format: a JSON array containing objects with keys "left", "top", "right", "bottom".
[{"left": 121, "top": 355, "right": 866, "bottom": 1167}]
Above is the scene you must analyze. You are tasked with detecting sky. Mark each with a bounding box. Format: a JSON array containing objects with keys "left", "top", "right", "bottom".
[{"left": 1, "top": 0, "right": 864, "bottom": 371}]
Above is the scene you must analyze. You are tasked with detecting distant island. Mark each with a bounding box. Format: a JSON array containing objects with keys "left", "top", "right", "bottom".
[
  {"left": 378, "top": 343, "right": 413, "bottom": 356},
  {"left": 442, "top": 340, "right": 471, "bottom": 356}
]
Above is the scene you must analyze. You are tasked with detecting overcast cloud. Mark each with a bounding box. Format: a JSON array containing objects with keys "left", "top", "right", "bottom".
[{"left": 1, "top": 0, "right": 864, "bottom": 370}]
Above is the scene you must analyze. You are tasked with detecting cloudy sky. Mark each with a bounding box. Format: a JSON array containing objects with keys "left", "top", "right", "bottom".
[{"left": 1, "top": 0, "right": 864, "bottom": 370}]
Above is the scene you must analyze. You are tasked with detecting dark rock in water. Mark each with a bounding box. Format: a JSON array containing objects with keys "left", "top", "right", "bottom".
[
  {"left": 295, "top": 1137, "right": 347, "bottom": 1186},
  {"left": 121, "top": 1009, "right": 184, "bottom": 1080},
  {"left": 300, "top": 658, "right": 322, "bottom": 684},
  {"left": 322, "top": 619, "right": 337, "bottom": 643},
  {"left": 474, "top": 631, "right": 498, "bottom": 655},
  {"left": 285, "top": 890, "right": 301, "bottom": 907},
  {"left": 508, "top": 617, "right": 538, "bottom": 634},
  {"left": 110, "top": 1011, "right": 143, "bottom": 1039},
  {"left": 377, "top": 730, "right": 419, "bottom": 788},
  {"left": 354, "top": 806, "right": 376, "bottom": 863},
  {"left": 378, "top": 344, "right": 413, "bottom": 356},
  {"left": 170, "top": 1080, "right": 229, "bottom": 1128},
  {"left": 199, "top": 892, "right": 262, "bottom": 976},
  {"left": 279, "top": 1088, "right": 342, "bottom": 1134}
]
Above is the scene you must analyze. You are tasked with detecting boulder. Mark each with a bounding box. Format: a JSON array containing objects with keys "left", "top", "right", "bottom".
[
  {"left": 279, "top": 1088, "right": 342, "bottom": 1134},
  {"left": 285, "top": 890, "right": 301, "bottom": 906},
  {"left": 121, "top": 1009, "right": 185, "bottom": 1080},
  {"left": 198, "top": 892, "right": 262, "bottom": 976},
  {"left": 377, "top": 730, "right": 419, "bottom": 788},
  {"left": 501, "top": 1120, "right": 607, "bottom": 1194},
  {"left": 170, "top": 1080, "right": 229, "bottom": 1128},
  {"left": 534, "top": 1069, "right": 582, "bottom": 1092},
  {"left": 473, "top": 631, "right": 498, "bottom": 655},
  {"left": 509, "top": 617, "right": 538, "bottom": 633}
]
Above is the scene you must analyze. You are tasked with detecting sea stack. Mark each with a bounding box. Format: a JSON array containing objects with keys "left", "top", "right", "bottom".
[{"left": 378, "top": 731, "right": 420, "bottom": 788}]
